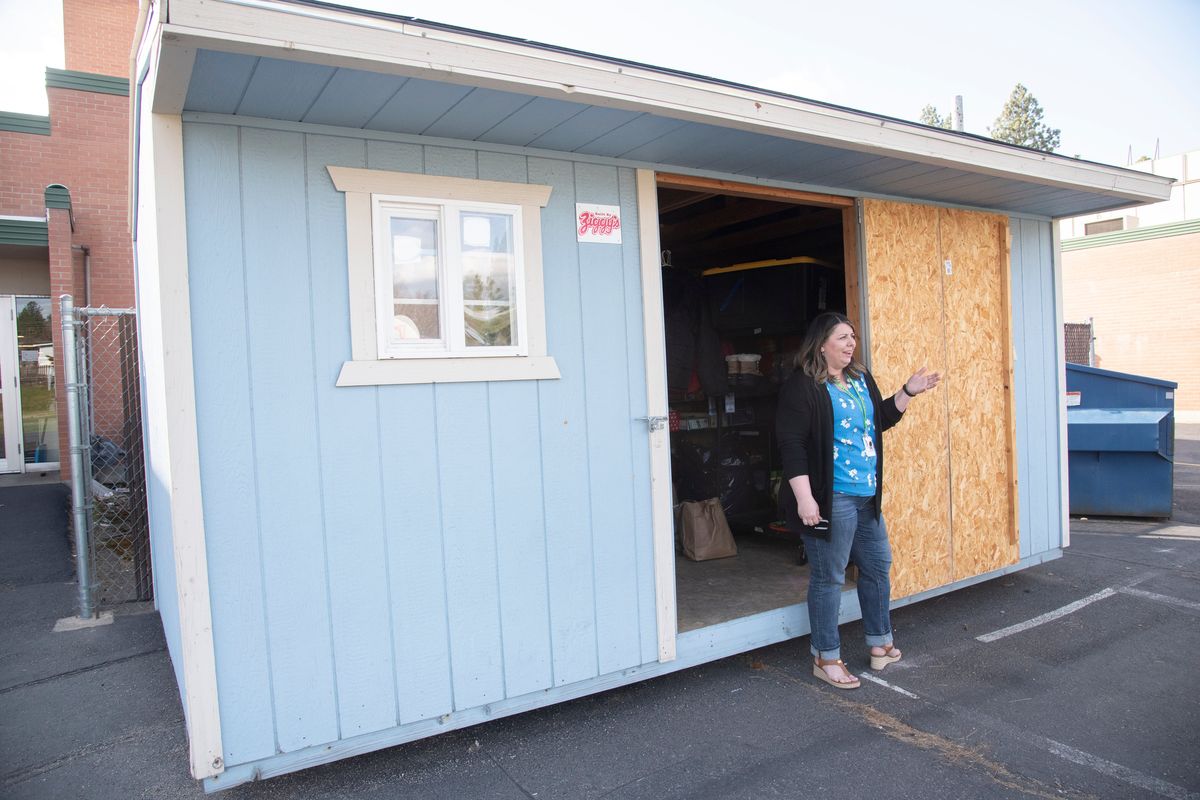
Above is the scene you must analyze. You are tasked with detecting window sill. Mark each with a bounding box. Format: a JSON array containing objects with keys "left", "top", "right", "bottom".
[{"left": 336, "top": 356, "right": 561, "bottom": 387}]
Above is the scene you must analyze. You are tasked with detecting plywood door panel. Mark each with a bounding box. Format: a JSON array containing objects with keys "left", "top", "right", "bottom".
[
  {"left": 862, "top": 199, "right": 953, "bottom": 599},
  {"left": 940, "top": 209, "right": 1019, "bottom": 580}
]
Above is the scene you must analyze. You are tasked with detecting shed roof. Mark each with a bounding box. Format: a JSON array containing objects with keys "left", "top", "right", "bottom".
[{"left": 151, "top": 0, "right": 1173, "bottom": 218}]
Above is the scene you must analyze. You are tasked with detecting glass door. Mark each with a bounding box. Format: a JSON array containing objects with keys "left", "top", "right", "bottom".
[
  {"left": 0, "top": 296, "right": 18, "bottom": 472},
  {"left": 0, "top": 296, "right": 58, "bottom": 474},
  {"left": 15, "top": 297, "right": 59, "bottom": 470}
]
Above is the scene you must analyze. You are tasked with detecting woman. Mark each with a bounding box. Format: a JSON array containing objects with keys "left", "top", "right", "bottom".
[{"left": 776, "top": 312, "right": 939, "bottom": 689}]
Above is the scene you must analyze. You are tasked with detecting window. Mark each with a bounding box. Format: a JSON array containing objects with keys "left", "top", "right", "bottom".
[
  {"left": 1084, "top": 218, "right": 1123, "bottom": 236},
  {"left": 329, "top": 166, "right": 559, "bottom": 386},
  {"left": 373, "top": 197, "right": 524, "bottom": 358}
]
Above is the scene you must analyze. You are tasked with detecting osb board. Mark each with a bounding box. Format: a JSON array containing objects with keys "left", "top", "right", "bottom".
[
  {"left": 862, "top": 199, "right": 953, "bottom": 599},
  {"left": 939, "top": 209, "right": 1020, "bottom": 580}
]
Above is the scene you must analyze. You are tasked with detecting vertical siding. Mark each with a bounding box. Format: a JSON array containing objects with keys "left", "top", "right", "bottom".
[
  {"left": 305, "top": 134, "right": 398, "bottom": 738},
  {"left": 183, "top": 123, "right": 276, "bottom": 764},
  {"left": 1009, "top": 217, "right": 1063, "bottom": 557},
  {"left": 239, "top": 127, "right": 341, "bottom": 751},
  {"left": 367, "top": 139, "right": 456, "bottom": 725},
  {"left": 478, "top": 150, "right": 554, "bottom": 698},
  {"left": 529, "top": 156, "right": 600, "bottom": 686},
  {"left": 575, "top": 162, "right": 642, "bottom": 675},
  {"left": 617, "top": 167, "right": 659, "bottom": 665},
  {"left": 423, "top": 147, "right": 508, "bottom": 710},
  {"left": 183, "top": 123, "right": 658, "bottom": 758}
]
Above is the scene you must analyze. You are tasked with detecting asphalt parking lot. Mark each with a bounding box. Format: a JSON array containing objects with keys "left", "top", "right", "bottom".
[{"left": 2, "top": 428, "right": 1198, "bottom": 799}]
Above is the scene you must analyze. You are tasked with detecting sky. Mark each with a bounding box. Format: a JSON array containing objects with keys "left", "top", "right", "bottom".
[{"left": 1, "top": 0, "right": 1197, "bottom": 167}]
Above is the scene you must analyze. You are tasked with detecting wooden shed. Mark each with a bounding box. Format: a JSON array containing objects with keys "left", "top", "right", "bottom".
[{"left": 130, "top": 0, "right": 1173, "bottom": 789}]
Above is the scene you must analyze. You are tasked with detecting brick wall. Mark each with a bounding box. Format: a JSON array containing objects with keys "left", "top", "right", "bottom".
[
  {"left": 0, "top": 86, "right": 135, "bottom": 306},
  {"left": 0, "top": 0, "right": 139, "bottom": 477},
  {"left": 1062, "top": 232, "right": 1200, "bottom": 420},
  {"left": 63, "top": 0, "right": 141, "bottom": 77}
]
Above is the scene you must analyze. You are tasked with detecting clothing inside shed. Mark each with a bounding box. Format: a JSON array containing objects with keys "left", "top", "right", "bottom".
[{"left": 658, "top": 182, "right": 854, "bottom": 633}]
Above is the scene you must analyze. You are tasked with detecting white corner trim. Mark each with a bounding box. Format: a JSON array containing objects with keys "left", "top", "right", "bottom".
[
  {"left": 336, "top": 355, "right": 560, "bottom": 386},
  {"left": 636, "top": 169, "right": 677, "bottom": 662},
  {"left": 1052, "top": 222, "right": 1070, "bottom": 549},
  {"left": 151, "top": 37, "right": 197, "bottom": 115},
  {"left": 145, "top": 106, "right": 225, "bottom": 777}
]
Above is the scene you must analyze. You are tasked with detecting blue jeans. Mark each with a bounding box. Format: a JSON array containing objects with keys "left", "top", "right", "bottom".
[{"left": 801, "top": 492, "right": 893, "bottom": 660}]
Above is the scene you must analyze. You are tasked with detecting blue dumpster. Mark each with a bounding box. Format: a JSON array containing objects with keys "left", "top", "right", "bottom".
[{"left": 1066, "top": 364, "right": 1175, "bottom": 518}]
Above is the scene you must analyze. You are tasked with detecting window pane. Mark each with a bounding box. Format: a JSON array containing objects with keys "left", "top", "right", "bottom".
[
  {"left": 461, "top": 212, "right": 515, "bottom": 347},
  {"left": 390, "top": 217, "right": 440, "bottom": 340},
  {"left": 16, "top": 297, "right": 59, "bottom": 464}
]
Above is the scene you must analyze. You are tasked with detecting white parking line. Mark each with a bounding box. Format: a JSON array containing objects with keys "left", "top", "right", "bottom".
[
  {"left": 857, "top": 671, "right": 919, "bottom": 699},
  {"left": 1035, "top": 730, "right": 1199, "bottom": 799},
  {"left": 1118, "top": 586, "right": 1200, "bottom": 612},
  {"left": 975, "top": 588, "right": 1116, "bottom": 643}
]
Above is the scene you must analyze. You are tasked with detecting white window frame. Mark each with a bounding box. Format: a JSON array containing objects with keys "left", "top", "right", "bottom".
[
  {"left": 329, "top": 166, "right": 559, "bottom": 386},
  {"left": 371, "top": 196, "right": 527, "bottom": 359}
]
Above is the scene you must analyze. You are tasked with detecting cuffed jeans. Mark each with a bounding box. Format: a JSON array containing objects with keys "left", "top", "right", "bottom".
[{"left": 801, "top": 492, "right": 893, "bottom": 660}]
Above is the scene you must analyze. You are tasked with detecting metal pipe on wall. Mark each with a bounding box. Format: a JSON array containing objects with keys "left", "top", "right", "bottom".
[{"left": 71, "top": 244, "right": 91, "bottom": 306}]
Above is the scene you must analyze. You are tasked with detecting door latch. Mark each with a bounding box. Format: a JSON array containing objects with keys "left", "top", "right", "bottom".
[{"left": 638, "top": 415, "right": 668, "bottom": 432}]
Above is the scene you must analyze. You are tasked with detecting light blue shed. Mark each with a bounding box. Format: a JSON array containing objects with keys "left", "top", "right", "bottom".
[{"left": 130, "top": 0, "right": 1172, "bottom": 790}]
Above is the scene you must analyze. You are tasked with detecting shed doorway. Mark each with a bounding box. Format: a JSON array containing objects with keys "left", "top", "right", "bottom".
[{"left": 655, "top": 175, "right": 858, "bottom": 633}]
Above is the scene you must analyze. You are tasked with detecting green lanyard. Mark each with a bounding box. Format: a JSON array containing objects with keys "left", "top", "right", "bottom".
[{"left": 833, "top": 377, "right": 869, "bottom": 430}]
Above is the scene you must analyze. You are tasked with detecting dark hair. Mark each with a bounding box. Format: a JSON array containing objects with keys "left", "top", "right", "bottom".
[{"left": 796, "top": 312, "right": 864, "bottom": 383}]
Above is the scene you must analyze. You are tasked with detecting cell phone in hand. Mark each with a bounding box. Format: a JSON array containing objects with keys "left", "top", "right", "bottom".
[{"left": 812, "top": 518, "right": 829, "bottom": 532}]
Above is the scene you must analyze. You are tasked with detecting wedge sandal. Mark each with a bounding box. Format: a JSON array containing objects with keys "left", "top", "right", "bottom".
[
  {"left": 869, "top": 643, "right": 902, "bottom": 671},
  {"left": 812, "top": 657, "right": 860, "bottom": 690}
]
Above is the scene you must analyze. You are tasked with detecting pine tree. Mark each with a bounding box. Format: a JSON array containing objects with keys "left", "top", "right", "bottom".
[
  {"left": 989, "top": 84, "right": 1061, "bottom": 152},
  {"left": 919, "top": 104, "right": 952, "bottom": 130}
]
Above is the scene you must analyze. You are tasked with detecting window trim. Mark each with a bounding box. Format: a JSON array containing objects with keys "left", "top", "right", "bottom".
[{"left": 328, "top": 166, "right": 559, "bottom": 386}]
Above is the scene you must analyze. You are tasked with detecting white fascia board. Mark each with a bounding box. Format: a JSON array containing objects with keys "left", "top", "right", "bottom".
[{"left": 162, "top": 0, "right": 1173, "bottom": 206}]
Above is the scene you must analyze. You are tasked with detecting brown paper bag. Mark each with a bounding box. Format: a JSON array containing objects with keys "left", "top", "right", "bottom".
[{"left": 679, "top": 498, "right": 737, "bottom": 561}]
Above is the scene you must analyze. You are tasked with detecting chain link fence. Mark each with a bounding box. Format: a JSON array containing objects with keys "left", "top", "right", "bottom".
[
  {"left": 1065, "top": 319, "right": 1095, "bottom": 367},
  {"left": 62, "top": 297, "right": 151, "bottom": 616}
]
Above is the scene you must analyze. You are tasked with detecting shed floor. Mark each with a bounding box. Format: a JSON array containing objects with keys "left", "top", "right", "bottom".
[{"left": 675, "top": 536, "right": 814, "bottom": 632}]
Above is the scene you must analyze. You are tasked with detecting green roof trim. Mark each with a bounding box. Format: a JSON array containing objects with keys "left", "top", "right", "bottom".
[
  {"left": 45, "top": 67, "right": 129, "bottom": 97},
  {"left": 0, "top": 218, "right": 49, "bottom": 247},
  {"left": 1062, "top": 218, "right": 1200, "bottom": 251},
  {"left": 45, "top": 185, "right": 72, "bottom": 210},
  {"left": 0, "top": 111, "right": 51, "bottom": 135}
]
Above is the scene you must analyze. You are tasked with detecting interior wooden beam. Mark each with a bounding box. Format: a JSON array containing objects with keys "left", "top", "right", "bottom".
[
  {"left": 659, "top": 196, "right": 805, "bottom": 237},
  {"left": 656, "top": 172, "right": 854, "bottom": 208},
  {"left": 656, "top": 190, "right": 718, "bottom": 214},
  {"left": 664, "top": 211, "right": 842, "bottom": 259}
]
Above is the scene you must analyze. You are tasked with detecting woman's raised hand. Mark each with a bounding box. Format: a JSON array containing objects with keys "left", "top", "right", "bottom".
[{"left": 904, "top": 367, "right": 941, "bottom": 395}]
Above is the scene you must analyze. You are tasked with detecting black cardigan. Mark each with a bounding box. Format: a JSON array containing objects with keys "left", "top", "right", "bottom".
[{"left": 776, "top": 369, "right": 904, "bottom": 539}]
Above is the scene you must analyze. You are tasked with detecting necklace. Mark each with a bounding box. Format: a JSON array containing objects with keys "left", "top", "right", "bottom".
[{"left": 831, "top": 376, "right": 869, "bottom": 429}]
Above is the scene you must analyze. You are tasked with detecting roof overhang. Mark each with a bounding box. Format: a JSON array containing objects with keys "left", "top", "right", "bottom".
[{"left": 146, "top": 0, "right": 1174, "bottom": 219}]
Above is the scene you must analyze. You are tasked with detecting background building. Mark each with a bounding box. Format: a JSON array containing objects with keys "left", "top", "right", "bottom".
[
  {"left": 1060, "top": 150, "right": 1200, "bottom": 421},
  {"left": 0, "top": 0, "right": 140, "bottom": 477}
]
